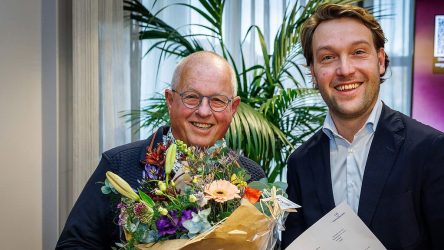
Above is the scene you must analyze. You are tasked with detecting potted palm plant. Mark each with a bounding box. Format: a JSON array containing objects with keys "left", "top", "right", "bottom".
[{"left": 123, "top": 0, "right": 357, "bottom": 182}]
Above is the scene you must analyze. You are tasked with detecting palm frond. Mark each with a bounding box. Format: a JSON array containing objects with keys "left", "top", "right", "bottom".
[
  {"left": 124, "top": 0, "right": 204, "bottom": 57},
  {"left": 243, "top": 25, "right": 274, "bottom": 96},
  {"left": 123, "top": 0, "right": 366, "bottom": 182},
  {"left": 226, "top": 103, "right": 292, "bottom": 178},
  {"left": 259, "top": 88, "right": 315, "bottom": 117},
  {"left": 175, "top": 0, "right": 224, "bottom": 33},
  {"left": 120, "top": 94, "right": 169, "bottom": 133}
]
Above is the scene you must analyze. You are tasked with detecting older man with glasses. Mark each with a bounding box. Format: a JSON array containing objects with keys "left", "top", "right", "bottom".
[{"left": 56, "top": 51, "right": 265, "bottom": 249}]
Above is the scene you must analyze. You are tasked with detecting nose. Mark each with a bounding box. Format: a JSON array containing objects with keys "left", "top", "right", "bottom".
[
  {"left": 336, "top": 56, "right": 355, "bottom": 77},
  {"left": 195, "top": 97, "right": 212, "bottom": 117}
]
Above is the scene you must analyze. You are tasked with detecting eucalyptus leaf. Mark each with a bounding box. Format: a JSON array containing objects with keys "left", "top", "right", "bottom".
[
  {"left": 101, "top": 186, "right": 112, "bottom": 195},
  {"left": 248, "top": 181, "right": 269, "bottom": 191},
  {"left": 270, "top": 181, "right": 288, "bottom": 191}
]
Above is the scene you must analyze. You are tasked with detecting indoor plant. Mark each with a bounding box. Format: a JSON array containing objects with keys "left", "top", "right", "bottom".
[{"left": 123, "top": 0, "right": 357, "bottom": 181}]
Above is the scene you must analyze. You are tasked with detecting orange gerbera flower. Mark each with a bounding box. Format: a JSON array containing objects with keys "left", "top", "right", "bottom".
[
  {"left": 204, "top": 180, "right": 240, "bottom": 203},
  {"left": 243, "top": 186, "right": 262, "bottom": 204}
]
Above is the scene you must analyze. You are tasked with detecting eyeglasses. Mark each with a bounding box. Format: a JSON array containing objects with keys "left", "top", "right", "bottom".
[{"left": 171, "top": 89, "right": 232, "bottom": 112}]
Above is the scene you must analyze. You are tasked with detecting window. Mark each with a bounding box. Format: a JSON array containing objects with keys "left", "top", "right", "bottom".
[{"left": 137, "top": 0, "right": 414, "bottom": 139}]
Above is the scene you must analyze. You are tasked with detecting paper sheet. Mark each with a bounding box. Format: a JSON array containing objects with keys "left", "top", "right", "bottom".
[{"left": 285, "top": 202, "right": 386, "bottom": 250}]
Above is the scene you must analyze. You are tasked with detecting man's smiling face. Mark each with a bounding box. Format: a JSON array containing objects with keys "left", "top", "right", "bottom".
[
  {"left": 165, "top": 55, "right": 240, "bottom": 148},
  {"left": 310, "top": 17, "right": 386, "bottom": 122}
]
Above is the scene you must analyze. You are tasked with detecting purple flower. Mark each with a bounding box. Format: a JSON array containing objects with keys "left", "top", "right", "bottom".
[
  {"left": 179, "top": 208, "right": 196, "bottom": 227},
  {"left": 143, "top": 164, "right": 159, "bottom": 180},
  {"left": 117, "top": 202, "right": 126, "bottom": 209},
  {"left": 155, "top": 208, "right": 197, "bottom": 237},
  {"left": 156, "top": 211, "right": 179, "bottom": 236},
  {"left": 118, "top": 211, "right": 127, "bottom": 226}
]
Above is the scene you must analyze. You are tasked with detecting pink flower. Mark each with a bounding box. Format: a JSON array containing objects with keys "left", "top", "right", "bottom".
[
  {"left": 117, "top": 202, "right": 126, "bottom": 209},
  {"left": 133, "top": 202, "right": 154, "bottom": 224},
  {"left": 118, "top": 211, "right": 127, "bottom": 226},
  {"left": 204, "top": 180, "right": 241, "bottom": 203},
  {"left": 133, "top": 202, "right": 147, "bottom": 216}
]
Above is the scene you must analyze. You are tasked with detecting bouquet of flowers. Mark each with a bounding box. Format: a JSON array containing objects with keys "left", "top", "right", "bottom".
[{"left": 102, "top": 140, "right": 298, "bottom": 250}]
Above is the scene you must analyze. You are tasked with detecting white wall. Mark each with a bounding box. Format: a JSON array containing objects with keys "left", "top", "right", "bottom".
[{"left": 0, "top": 0, "right": 43, "bottom": 249}]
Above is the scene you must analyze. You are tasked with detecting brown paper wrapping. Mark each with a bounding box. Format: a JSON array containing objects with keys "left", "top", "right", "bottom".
[{"left": 136, "top": 201, "right": 274, "bottom": 250}]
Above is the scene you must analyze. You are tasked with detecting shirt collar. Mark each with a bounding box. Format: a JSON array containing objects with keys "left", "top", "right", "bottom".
[
  {"left": 322, "top": 98, "right": 383, "bottom": 140},
  {"left": 164, "top": 128, "right": 175, "bottom": 145},
  {"left": 366, "top": 98, "right": 383, "bottom": 133}
]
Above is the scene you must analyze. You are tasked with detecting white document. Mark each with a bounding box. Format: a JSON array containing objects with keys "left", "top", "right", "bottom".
[{"left": 285, "top": 202, "right": 386, "bottom": 250}]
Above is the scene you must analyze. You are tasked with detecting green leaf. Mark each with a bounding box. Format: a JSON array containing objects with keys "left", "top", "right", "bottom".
[
  {"left": 138, "top": 189, "right": 155, "bottom": 208},
  {"left": 271, "top": 181, "right": 288, "bottom": 191},
  {"left": 247, "top": 181, "right": 268, "bottom": 191}
]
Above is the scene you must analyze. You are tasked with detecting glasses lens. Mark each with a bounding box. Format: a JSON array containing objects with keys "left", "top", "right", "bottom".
[
  {"left": 181, "top": 91, "right": 201, "bottom": 108},
  {"left": 210, "top": 95, "right": 229, "bottom": 111},
  {"left": 178, "top": 90, "right": 230, "bottom": 111}
]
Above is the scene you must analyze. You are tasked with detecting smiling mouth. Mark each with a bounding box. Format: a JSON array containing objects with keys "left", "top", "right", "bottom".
[
  {"left": 335, "top": 83, "right": 361, "bottom": 91},
  {"left": 191, "top": 122, "right": 213, "bottom": 129}
]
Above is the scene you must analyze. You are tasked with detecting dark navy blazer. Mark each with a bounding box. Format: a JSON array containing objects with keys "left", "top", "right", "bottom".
[
  {"left": 56, "top": 126, "right": 265, "bottom": 249},
  {"left": 282, "top": 104, "right": 444, "bottom": 250}
]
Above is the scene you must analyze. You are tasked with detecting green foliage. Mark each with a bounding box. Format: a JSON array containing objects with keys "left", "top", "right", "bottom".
[
  {"left": 122, "top": 0, "right": 357, "bottom": 182},
  {"left": 248, "top": 178, "right": 288, "bottom": 195},
  {"left": 138, "top": 189, "right": 155, "bottom": 207},
  {"left": 121, "top": 94, "right": 170, "bottom": 133}
]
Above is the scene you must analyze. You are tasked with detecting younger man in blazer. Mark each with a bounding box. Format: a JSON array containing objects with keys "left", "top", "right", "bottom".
[{"left": 282, "top": 4, "right": 444, "bottom": 250}]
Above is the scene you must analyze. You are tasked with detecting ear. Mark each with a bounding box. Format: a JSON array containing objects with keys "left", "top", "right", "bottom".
[
  {"left": 310, "top": 65, "right": 318, "bottom": 88},
  {"left": 230, "top": 96, "right": 241, "bottom": 116},
  {"left": 165, "top": 89, "right": 174, "bottom": 113},
  {"left": 310, "top": 65, "right": 316, "bottom": 81},
  {"left": 377, "top": 48, "right": 386, "bottom": 75}
]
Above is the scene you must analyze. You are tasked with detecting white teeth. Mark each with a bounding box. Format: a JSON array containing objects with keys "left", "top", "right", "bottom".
[
  {"left": 336, "top": 83, "right": 360, "bottom": 91},
  {"left": 192, "top": 122, "right": 212, "bottom": 129}
]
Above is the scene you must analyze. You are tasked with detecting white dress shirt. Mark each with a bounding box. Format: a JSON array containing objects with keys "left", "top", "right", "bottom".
[{"left": 322, "top": 99, "right": 383, "bottom": 213}]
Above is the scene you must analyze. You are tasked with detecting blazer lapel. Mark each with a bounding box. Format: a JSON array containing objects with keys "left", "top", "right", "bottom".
[
  {"left": 358, "top": 105, "right": 405, "bottom": 225},
  {"left": 310, "top": 132, "right": 336, "bottom": 214}
]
